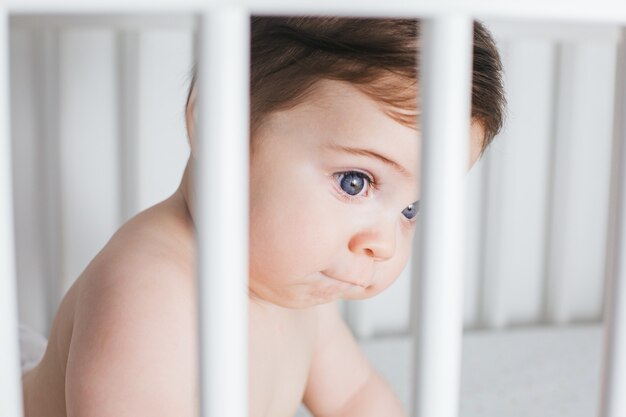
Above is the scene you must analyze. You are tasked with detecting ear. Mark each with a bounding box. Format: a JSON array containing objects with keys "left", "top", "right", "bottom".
[
  {"left": 185, "top": 85, "right": 197, "bottom": 157},
  {"left": 468, "top": 120, "right": 486, "bottom": 170}
]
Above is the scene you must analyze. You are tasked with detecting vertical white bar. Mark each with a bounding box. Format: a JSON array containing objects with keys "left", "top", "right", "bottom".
[
  {"left": 196, "top": 8, "right": 249, "bottom": 417},
  {"left": 599, "top": 27, "right": 626, "bottom": 417},
  {"left": 36, "top": 29, "right": 64, "bottom": 328},
  {"left": 0, "top": 6, "right": 25, "bottom": 417},
  {"left": 117, "top": 31, "right": 140, "bottom": 223},
  {"left": 411, "top": 16, "right": 473, "bottom": 417},
  {"left": 545, "top": 44, "right": 575, "bottom": 325}
]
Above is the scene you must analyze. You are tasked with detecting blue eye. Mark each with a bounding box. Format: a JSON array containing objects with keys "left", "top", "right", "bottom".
[
  {"left": 402, "top": 201, "right": 420, "bottom": 220},
  {"left": 337, "top": 171, "right": 373, "bottom": 197},
  {"left": 334, "top": 171, "right": 418, "bottom": 222}
]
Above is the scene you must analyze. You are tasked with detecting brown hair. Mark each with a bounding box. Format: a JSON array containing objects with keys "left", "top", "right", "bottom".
[{"left": 186, "top": 16, "right": 506, "bottom": 156}]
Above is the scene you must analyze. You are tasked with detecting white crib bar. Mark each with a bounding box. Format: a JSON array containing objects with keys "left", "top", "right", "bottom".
[
  {"left": 7, "top": 0, "right": 626, "bottom": 24},
  {"left": 117, "top": 31, "right": 141, "bottom": 223},
  {"left": 599, "top": 26, "right": 626, "bottom": 417},
  {"left": 411, "top": 16, "right": 473, "bottom": 417},
  {"left": 0, "top": 6, "right": 25, "bottom": 417},
  {"left": 196, "top": 8, "right": 250, "bottom": 417}
]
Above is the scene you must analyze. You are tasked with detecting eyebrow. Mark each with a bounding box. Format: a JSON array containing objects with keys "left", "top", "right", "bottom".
[{"left": 322, "top": 143, "right": 413, "bottom": 180}]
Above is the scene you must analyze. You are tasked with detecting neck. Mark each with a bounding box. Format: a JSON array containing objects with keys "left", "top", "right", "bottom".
[{"left": 179, "top": 157, "right": 196, "bottom": 226}]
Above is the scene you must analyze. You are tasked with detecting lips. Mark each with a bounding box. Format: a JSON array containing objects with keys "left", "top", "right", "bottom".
[{"left": 322, "top": 272, "right": 368, "bottom": 288}]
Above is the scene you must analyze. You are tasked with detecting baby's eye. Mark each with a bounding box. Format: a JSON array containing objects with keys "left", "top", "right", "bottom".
[
  {"left": 402, "top": 201, "right": 420, "bottom": 220},
  {"left": 334, "top": 172, "right": 419, "bottom": 222},
  {"left": 335, "top": 171, "right": 374, "bottom": 198}
]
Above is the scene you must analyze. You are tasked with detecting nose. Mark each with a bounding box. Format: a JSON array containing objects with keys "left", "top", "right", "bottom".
[{"left": 348, "top": 219, "right": 397, "bottom": 261}]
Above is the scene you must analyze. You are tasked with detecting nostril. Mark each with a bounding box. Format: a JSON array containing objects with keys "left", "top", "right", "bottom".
[{"left": 349, "top": 232, "right": 395, "bottom": 261}]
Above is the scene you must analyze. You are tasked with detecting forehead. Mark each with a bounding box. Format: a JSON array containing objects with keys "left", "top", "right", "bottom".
[
  {"left": 290, "top": 79, "right": 419, "bottom": 142},
  {"left": 253, "top": 79, "right": 484, "bottom": 174},
  {"left": 296, "top": 79, "right": 415, "bottom": 125},
  {"left": 262, "top": 79, "right": 421, "bottom": 175}
]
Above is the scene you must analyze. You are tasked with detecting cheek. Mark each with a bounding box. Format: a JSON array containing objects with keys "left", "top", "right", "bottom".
[{"left": 248, "top": 177, "right": 340, "bottom": 281}]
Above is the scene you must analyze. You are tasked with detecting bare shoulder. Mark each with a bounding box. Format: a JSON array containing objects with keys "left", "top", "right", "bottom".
[
  {"left": 66, "top": 197, "right": 198, "bottom": 417},
  {"left": 73, "top": 195, "right": 197, "bottom": 336}
]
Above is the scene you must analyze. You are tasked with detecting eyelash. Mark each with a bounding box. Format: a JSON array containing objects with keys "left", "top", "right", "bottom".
[
  {"left": 333, "top": 170, "right": 377, "bottom": 202},
  {"left": 332, "top": 170, "right": 418, "bottom": 227}
]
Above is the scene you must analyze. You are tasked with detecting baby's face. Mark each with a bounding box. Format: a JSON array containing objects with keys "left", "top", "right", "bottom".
[{"left": 248, "top": 79, "right": 484, "bottom": 309}]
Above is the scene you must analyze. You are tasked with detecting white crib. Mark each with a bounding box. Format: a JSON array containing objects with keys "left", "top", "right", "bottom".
[{"left": 2, "top": 2, "right": 626, "bottom": 417}]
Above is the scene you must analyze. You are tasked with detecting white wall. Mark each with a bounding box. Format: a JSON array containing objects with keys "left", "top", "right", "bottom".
[{"left": 9, "top": 16, "right": 619, "bottom": 337}]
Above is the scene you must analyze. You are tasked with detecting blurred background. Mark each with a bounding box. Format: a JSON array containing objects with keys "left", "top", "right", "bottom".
[{"left": 10, "top": 15, "right": 616, "bottom": 339}]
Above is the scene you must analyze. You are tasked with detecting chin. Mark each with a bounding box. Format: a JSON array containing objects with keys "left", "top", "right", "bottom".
[
  {"left": 341, "top": 285, "right": 379, "bottom": 301},
  {"left": 266, "top": 294, "right": 333, "bottom": 310}
]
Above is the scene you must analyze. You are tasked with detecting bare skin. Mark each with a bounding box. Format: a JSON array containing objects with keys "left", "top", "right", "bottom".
[
  {"left": 21, "top": 189, "right": 318, "bottom": 417},
  {"left": 21, "top": 80, "right": 484, "bottom": 417}
]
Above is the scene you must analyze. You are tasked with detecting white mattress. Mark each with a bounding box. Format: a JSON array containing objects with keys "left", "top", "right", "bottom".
[{"left": 296, "top": 324, "right": 603, "bottom": 417}]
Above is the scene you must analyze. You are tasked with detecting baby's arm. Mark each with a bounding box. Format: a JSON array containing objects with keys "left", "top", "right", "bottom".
[
  {"left": 65, "top": 258, "right": 198, "bottom": 417},
  {"left": 303, "top": 301, "right": 406, "bottom": 417}
]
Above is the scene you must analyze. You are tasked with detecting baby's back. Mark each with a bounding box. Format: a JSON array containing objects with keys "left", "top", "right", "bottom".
[
  {"left": 21, "top": 192, "right": 319, "bottom": 417},
  {"left": 21, "top": 193, "right": 198, "bottom": 416}
]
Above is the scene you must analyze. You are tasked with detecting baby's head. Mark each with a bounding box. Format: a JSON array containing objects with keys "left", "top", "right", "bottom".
[{"left": 183, "top": 17, "right": 505, "bottom": 309}]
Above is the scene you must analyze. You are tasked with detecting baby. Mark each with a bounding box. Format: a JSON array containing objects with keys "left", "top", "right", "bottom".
[{"left": 21, "top": 16, "right": 505, "bottom": 417}]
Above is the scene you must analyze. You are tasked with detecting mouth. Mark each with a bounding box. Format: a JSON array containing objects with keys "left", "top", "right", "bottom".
[{"left": 322, "top": 273, "right": 368, "bottom": 289}]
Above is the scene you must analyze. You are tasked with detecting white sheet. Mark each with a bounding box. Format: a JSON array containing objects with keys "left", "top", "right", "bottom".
[
  {"left": 297, "top": 324, "right": 603, "bottom": 417},
  {"left": 19, "top": 324, "right": 47, "bottom": 374},
  {"left": 20, "top": 322, "right": 603, "bottom": 416}
]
